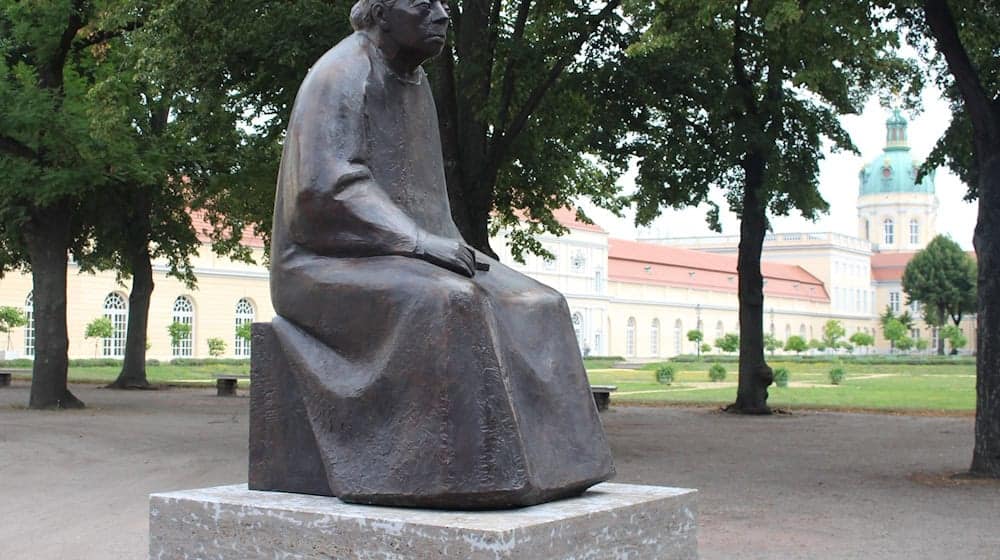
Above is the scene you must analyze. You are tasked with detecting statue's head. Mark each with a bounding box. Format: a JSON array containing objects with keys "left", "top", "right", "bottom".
[{"left": 351, "top": 0, "right": 450, "bottom": 62}]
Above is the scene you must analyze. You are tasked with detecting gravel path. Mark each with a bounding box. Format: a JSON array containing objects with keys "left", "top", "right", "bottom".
[{"left": 1, "top": 382, "right": 997, "bottom": 559}]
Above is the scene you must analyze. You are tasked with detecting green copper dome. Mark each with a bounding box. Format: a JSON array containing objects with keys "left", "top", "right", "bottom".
[{"left": 858, "top": 109, "right": 935, "bottom": 196}]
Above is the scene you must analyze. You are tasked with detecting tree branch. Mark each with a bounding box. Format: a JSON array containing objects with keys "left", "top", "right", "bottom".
[
  {"left": 73, "top": 20, "right": 143, "bottom": 52},
  {"left": 923, "top": 0, "right": 995, "bottom": 136},
  {"left": 491, "top": 0, "right": 621, "bottom": 163},
  {"left": 0, "top": 135, "right": 38, "bottom": 160},
  {"left": 494, "top": 0, "right": 534, "bottom": 137}
]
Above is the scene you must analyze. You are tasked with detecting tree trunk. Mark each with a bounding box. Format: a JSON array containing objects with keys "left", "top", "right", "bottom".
[
  {"left": 25, "top": 203, "right": 84, "bottom": 409},
  {"left": 971, "top": 138, "right": 1000, "bottom": 476},
  {"left": 922, "top": 0, "right": 1000, "bottom": 478},
  {"left": 728, "top": 151, "right": 773, "bottom": 414},
  {"left": 108, "top": 243, "right": 154, "bottom": 389}
]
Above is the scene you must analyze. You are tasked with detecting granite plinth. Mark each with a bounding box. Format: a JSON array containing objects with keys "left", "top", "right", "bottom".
[{"left": 149, "top": 482, "right": 697, "bottom": 559}]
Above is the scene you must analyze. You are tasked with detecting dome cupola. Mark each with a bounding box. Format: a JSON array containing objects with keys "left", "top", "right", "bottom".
[{"left": 858, "top": 109, "right": 935, "bottom": 197}]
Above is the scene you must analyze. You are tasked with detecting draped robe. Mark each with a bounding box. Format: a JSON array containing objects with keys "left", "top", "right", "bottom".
[{"left": 268, "top": 31, "right": 614, "bottom": 508}]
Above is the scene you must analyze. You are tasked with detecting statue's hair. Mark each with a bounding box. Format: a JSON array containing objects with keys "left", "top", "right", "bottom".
[{"left": 350, "top": 0, "right": 397, "bottom": 31}]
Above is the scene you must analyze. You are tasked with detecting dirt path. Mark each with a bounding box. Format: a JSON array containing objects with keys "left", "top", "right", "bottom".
[{"left": 1, "top": 382, "right": 997, "bottom": 559}]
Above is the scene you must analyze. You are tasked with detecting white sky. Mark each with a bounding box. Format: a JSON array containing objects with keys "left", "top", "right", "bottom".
[{"left": 581, "top": 88, "right": 978, "bottom": 249}]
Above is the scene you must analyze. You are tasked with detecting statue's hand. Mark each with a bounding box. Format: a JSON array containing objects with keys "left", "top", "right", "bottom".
[{"left": 417, "top": 235, "right": 476, "bottom": 277}]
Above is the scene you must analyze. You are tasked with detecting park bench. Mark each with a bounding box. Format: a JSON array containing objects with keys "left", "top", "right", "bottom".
[
  {"left": 215, "top": 374, "right": 249, "bottom": 397},
  {"left": 0, "top": 370, "right": 11, "bottom": 387},
  {"left": 590, "top": 384, "right": 618, "bottom": 412}
]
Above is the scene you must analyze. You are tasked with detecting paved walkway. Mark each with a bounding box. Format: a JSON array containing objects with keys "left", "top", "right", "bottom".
[{"left": 1, "top": 383, "right": 997, "bottom": 559}]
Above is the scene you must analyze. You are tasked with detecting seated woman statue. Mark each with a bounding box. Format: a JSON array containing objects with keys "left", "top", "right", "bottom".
[{"left": 267, "top": 0, "right": 614, "bottom": 509}]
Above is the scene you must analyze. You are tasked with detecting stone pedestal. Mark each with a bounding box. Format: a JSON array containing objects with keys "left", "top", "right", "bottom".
[{"left": 149, "top": 482, "right": 697, "bottom": 559}]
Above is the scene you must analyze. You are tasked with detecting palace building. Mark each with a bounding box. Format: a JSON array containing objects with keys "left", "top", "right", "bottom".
[{"left": 0, "top": 110, "right": 976, "bottom": 360}]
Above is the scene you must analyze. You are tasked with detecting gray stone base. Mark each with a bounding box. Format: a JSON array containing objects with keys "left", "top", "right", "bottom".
[{"left": 149, "top": 483, "right": 697, "bottom": 559}]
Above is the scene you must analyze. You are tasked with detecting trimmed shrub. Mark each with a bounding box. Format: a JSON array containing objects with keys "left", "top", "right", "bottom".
[
  {"left": 655, "top": 365, "right": 676, "bottom": 385},
  {"left": 773, "top": 367, "right": 790, "bottom": 387},
  {"left": 145, "top": 359, "right": 161, "bottom": 367},
  {"left": 708, "top": 363, "right": 727, "bottom": 382},
  {"left": 829, "top": 367, "right": 846, "bottom": 385}
]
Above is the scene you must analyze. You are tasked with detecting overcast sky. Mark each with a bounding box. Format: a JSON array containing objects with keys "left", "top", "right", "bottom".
[{"left": 581, "top": 87, "right": 978, "bottom": 249}]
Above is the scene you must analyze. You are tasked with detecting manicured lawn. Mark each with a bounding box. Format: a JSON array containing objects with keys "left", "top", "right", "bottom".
[
  {"left": 588, "top": 360, "right": 976, "bottom": 412},
  {"left": 9, "top": 363, "right": 251, "bottom": 386}
]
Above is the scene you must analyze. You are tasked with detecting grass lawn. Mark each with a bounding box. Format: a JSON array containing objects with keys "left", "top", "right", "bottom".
[
  {"left": 588, "top": 360, "right": 976, "bottom": 412},
  {"left": 9, "top": 363, "right": 251, "bottom": 386}
]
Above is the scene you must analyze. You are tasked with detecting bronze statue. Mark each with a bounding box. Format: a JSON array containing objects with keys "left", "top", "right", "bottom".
[{"left": 251, "top": 0, "right": 614, "bottom": 509}]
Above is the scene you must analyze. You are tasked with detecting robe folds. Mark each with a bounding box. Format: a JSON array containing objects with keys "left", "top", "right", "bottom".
[{"left": 267, "top": 31, "right": 614, "bottom": 508}]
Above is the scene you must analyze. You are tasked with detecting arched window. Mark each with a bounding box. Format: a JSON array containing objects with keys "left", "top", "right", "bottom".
[
  {"left": 24, "top": 292, "right": 34, "bottom": 357},
  {"left": 799, "top": 324, "right": 807, "bottom": 338},
  {"left": 625, "top": 317, "right": 636, "bottom": 357},
  {"left": 785, "top": 324, "right": 791, "bottom": 340},
  {"left": 234, "top": 298, "right": 256, "bottom": 358},
  {"left": 572, "top": 312, "right": 585, "bottom": 352},
  {"left": 716, "top": 320, "right": 725, "bottom": 341},
  {"left": 171, "top": 296, "right": 195, "bottom": 357},
  {"left": 103, "top": 293, "right": 128, "bottom": 358},
  {"left": 650, "top": 319, "right": 661, "bottom": 356},
  {"left": 883, "top": 218, "right": 894, "bottom": 245},
  {"left": 673, "top": 319, "right": 683, "bottom": 355},
  {"left": 864, "top": 219, "right": 870, "bottom": 241},
  {"left": 909, "top": 219, "right": 919, "bottom": 245}
]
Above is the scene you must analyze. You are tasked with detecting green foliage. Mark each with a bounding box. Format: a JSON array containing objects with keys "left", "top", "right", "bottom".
[
  {"left": 883, "top": 319, "right": 907, "bottom": 350},
  {"left": 0, "top": 306, "right": 27, "bottom": 333},
  {"left": 822, "top": 320, "right": 846, "bottom": 350},
  {"left": 773, "top": 367, "right": 790, "bottom": 388},
  {"left": 848, "top": 331, "right": 875, "bottom": 351},
  {"left": 941, "top": 325, "right": 968, "bottom": 353},
  {"left": 700, "top": 343, "right": 712, "bottom": 355},
  {"left": 169, "top": 358, "right": 251, "bottom": 367},
  {"left": 85, "top": 317, "right": 114, "bottom": 340},
  {"left": 916, "top": 338, "right": 930, "bottom": 352},
  {"left": 207, "top": 337, "right": 226, "bottom": 357},
  {"left": 235, "top": 322, "right": 252, "bottom": 342},
  {"left": 655, "top": 364, "right": 676, "bottom": 385},
  {"left": 828, "top": 367, "right": 846, "bottom": 385},
  {"left": 763, "top": 333, "right": 781, "bottom": 355},
  {"left": 687, "top": 329, "right": 704, "bottom": 356},
  {"left": 784, "top": 335, "right": 808, "bottom": 354},
  {"left": 167, "top": 321, "right": 192, "bottom": 347},
  {"left": 809, "top": 339, "right": 827, "bottom": 352},
  {"left": 708, "top": 363, "right": 727, "bottom": 382},
  {"left": 896, "top": 336, "right": 915, "bottom": 353},
  {"left": 714, "top": 333, "right": 739, "bottom": 354},
  {"left": 902, "top": 235, "right": 977, "bottom": 331}
]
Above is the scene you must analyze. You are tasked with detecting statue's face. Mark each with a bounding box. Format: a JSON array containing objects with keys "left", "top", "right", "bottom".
[{"left": 379, "top": 0, "right": 450, "bottom": 61}]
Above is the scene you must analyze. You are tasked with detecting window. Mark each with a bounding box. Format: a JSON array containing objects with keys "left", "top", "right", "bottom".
[
  {"left": 649, "top": 319, "right": 661, "bottom": 356},
  {"left": 909, "top": 300, "right": 920, "bottom": 315},
  {"left": 910, "top": 328, "right": 920, "bottom": 340},
  {"left": 931, "top": 327, "right": 940, "bottom": 350},
  {"left": 24, "top": 292, "right": 34, "bottom": 357},
  {"left": 799, "top": 324, "right": 807, "bottom": 338},
  {"left": 234, "top": 298, "right": 256, "bottom": 358},
  {"left": 855, "top": 289, "right": 862, "bottom": 313},
  {"left": 889, "top": 291, "right": 901, "bottom": 313},
  {"left": 884, "top": 219, "right": 895, "bottom": 245},
  {"left": 103, "top": 293, "right": 128, "bottom": 358},
  {"left": 909, "top": 219, "right": 919, "bottom": 245},
  {"left": 542, "top": 246, "right": 557, "bottom": 271},
  {"left": 572, "top": 312, "right": 585, "bottom": 351},
  {"left": 594, "top": 269, "right": 604, "bottom": 294},
  {"left": 171, "top": 296, "right": 195, "bottom": 357},
  {"left": 785, "top": 324, "right": 791, "bottom": 340},
  {"left": 864, "top": 219, "right": 870, "bottom": 241},
  {"left": 625, "top": 317, "right": 636, "bottom": 357}
]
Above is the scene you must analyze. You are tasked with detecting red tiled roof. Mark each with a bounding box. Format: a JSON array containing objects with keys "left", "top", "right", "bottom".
[
  {"left": 189, "top": 210, "right": 265, "bottom": 249},
  {"left": 551, "top": 207, "right": 606, "bottom": 233},
  {"left": 870, "top": 250, "right": 976, "bottom": 282},
  {"left": 608, "top": 238, "right": 829, "bottom": 302}
]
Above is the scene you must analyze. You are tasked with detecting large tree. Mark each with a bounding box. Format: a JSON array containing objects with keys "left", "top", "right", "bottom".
[
  {"left": 901, "top": 234, "right": 976, "bottom": 355},
  {"left": 141, "top": 0, "right": 631, "bottom": 260},
  {"left": 0, "top": 1, "right": 135, "bottom": 408},
  {"left": 622, "top": 0, "right": 916, "bottom": 413},
  {"left": 896, "top": 0, "right": 1000, "bottom": 477}
]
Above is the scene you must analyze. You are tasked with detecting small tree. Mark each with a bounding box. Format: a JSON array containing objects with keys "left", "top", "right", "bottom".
[
  {"left": 0, "top": 307, "right": 28, "bottom": 352},
  {"left": 902, "top": 235, "right": 977, "bottom": 355},
  {"left": 916, "top": 339, "right": 930, "bottom": 353},
  {"left": 167, "top": 322, "right": 193, "bottom": 355},
  {"left": 883, "top": 319, "right": 907, "bottom": 353},
  {"left": 687, "top": 329, "right": 704, "bottom": 356},
  {"left": 207, "top": 338, "right": 227, "bottom": 357},
  {"left": 822, "top": 320, "right": 846, "bottom": 352},
  {"left": 849, "top": 332, "right": 874, "bottom": 354},
  {"left": 784, "top": 335, "right": 808, "bottom": 355},
  {"left": 763, "top": 333, "right": 780, "bottom": 356},
  {"left": 708, "top": 363, "right": 727, "bottom": 382},
  {"left": 809, "top": 339, "right": 827, "bottom": 352},
  {"left": 941, "top": 325, "right": 968, "bottom": 355},
  {"left": 84, "top": 317, "right": 114, "bottom": 359},
  {"left": 700, "top": 343, "right": 712, "bottom": 355},
  {"left": 714, "top": 333, "right": 739, "bottom": 354},
  {"left": 896, "top": 335, "right": 915, "bottom": 353}
]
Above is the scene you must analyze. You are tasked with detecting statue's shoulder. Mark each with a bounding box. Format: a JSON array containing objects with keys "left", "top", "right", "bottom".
[{"left": 299, "top": 32, "right": 373, "bottom": 99}]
